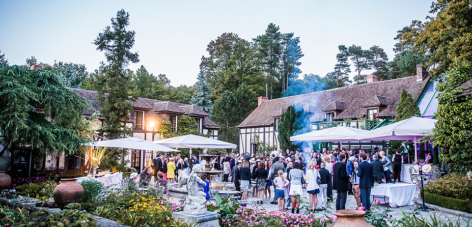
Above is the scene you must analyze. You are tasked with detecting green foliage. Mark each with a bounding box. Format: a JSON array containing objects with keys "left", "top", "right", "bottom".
[
  {"left": 278, "top": 104, "right": 310, "bottom": 151},
  {"left": 234, "top": 83, "right": 257, "bottom": 121},
  {"left": 433, "top": 60, "right": 472, "bottom": 173},
  {"left": 129, "top": 65, "right": 168, "bottom": 101},
  {"left": 93, "top": 9, "right": 139, "bottom": 139},
  {"left": 0, "top": 66, "right": 91, "bottom": 160},
  {"left": 282, "top": 36, "right": 304, "bottom": 92},
  {"left": 212, "top": 90, "right": 241, "bottom": 144},
  {"left": 79, "top": 180, "right": 105, "bottom": 210},
  {"left": 348, "top": 45, "right": 372, "bottom": 85},
  {"left": 0, "top": 206, "right": 98, "bottom": 227},
  {"left": 160, "top": 116, "right": 200, "bottom": 139},
  {"left": 0, "top": 50, "right": 8, "bottom": 67},
  {"left": 191, "top": 70, "right": 213, "bottom": 115},
  {"left": 17, "top": 180, "right": 56, "bottom": 200},
  {"left": 251, "top": 134, "right": 276, "bottom": 155},
  {"left": 201, "top": 33, "right": 266, "bottom": 100},
  {"left": 401, "top": 0, "right": 472, "bottom": 77},
  {"left": 395, "top": 89, "right": 420, "bottom": 122},
  {"left": 333, "top": 45, "right": 351, "bottom": 87},
  {"left": 426, "top": 173, "right": 472, "bottom": 200},
  {"left": 369, "top": 45, "right": 389, "bottom": 81},
  {"left": 392, "top": 210, "right": 470, "bottom": 227},
  {"left": 207, "top": 194, "right": 240, "bottom": 225}
]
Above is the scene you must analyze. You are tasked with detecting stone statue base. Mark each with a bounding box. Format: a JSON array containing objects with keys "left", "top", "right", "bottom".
[{"left": 172, "top": 211, "right": 220, "bottom": 227}]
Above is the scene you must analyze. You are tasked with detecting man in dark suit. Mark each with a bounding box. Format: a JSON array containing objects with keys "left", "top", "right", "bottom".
[
  {"left": 371, "top": 155, "right": 383, "bottom": 184},
  {"left": 358, "top": 153, "right": 375, "bottom": 211},
  {"left": 153, "top": 155, "right": 161, "bottom": 177},
  {"left": 333, "top": 153, "right": 350, "bottom": 210}
]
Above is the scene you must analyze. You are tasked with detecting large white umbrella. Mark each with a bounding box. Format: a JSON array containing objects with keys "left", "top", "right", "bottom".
[
  {"left": 153, "top": 134, "right": 236, "bottom": 167},
  {"left": 84, "top": 137, "right": 179, "bottom": 152},
  {"left": 290, "top": 126, "right": 367, "bottom": 149},
  {"left": 153, "top": 134, "right": 237, "bottom": 149},
  {"left": 356, "top": 117, "right": 437, "bottom": 161}
]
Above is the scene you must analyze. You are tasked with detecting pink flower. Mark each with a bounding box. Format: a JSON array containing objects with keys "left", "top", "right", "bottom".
[
  {"left": 377, "top": 200, "right": 381, "bottom": 205},
  {"left": 358, "top": 206, "right": 366, "bottom": 211},
  {"left": 328, "top": 217, "right": 333, "bottom": 221}
]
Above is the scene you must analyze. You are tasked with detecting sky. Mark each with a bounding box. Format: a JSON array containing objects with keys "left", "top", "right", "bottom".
[{"left": 0, "top": 0, "right": 433, "bottom": 87}]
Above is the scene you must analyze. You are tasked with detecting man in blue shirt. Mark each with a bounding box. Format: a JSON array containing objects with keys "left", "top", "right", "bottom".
[{"left": 357, "top": 153, "right": 374, "bottom": 211}]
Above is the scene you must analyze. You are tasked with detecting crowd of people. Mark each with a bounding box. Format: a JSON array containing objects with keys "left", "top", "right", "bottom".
[{"left": 132, "top": 147, "right": 404, "bottom": 214}]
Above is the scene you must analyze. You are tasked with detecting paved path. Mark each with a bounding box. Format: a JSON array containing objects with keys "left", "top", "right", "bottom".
[{"left": 166, "top": 183, "right": 472, "bottom": 226}]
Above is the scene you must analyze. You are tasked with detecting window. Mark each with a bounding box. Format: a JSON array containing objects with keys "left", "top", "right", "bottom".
[
  {"left": 131, "top": 150, "right": 140, "bottom": 169},
  {"left": 67, "top": 156, "right": 82, "bottom": 170},
  {"left": 326, "top": 112, "right": 335, "bottom": 122},
  {"left": 274, "top": 118, "right": 280, "bottom": 131},
  {"left": 169, "top": 115, "right": 177, "bottom": 131},
  {"left": 134, "top": 111, "right": 144, "bottom": 130},
  {"left": 368, "top": 109, "right": 378, "bottom": 120}
]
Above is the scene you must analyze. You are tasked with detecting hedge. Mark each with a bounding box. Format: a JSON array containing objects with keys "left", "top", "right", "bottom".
[{"left": 423, "top": 190, "right": 472, "bottom": 213}]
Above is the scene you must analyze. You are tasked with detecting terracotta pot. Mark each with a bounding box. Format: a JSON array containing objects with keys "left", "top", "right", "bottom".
[
  {"left": 53, "top": 178, "right": 84, "bottom": 209},
  {"left": 327, "top": 210, "right": 374, "bottom": 227},
  {"left": 0, "top": 171, "right": 11, "bottom": 192}
]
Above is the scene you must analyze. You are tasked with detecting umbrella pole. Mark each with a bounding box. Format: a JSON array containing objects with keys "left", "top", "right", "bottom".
[
  {"left": 414, "top": 136, "right": 417, "bottom": 162},
  {"left": 340, "top": 141, "right": 343, "bottom": 150},
  {"left": 189, "top": 148, "right": 193, "bottom": 170}
]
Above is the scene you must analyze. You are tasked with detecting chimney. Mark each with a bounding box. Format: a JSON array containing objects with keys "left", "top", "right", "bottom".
[
  {"left": 258, "top": 96, "right": 268, "bottom": 106},
  {"left": 417, "top": 64, "right": 427, "bottom": 83},
  {"left": 366, "top": 74, "right": 378, "bottom": 83},
  {"left": 30, "top": 65, "right": 42, "bottom": 70}
]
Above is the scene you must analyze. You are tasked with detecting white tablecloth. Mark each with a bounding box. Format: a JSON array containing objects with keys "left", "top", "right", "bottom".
[
  {"left": 370, "top": 183, "right": 417, "bottom": 207},
  {"left": 76, "top": 172, "right": 123, "bottom": 188}
]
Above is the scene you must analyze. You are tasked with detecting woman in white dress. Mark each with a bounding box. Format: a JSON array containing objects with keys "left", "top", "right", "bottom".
[
  {"left": 289, "top": 162, "right": 305, "bottom": 214},
  {"left": 306, "top": 161, "right": 320, "bottom": 212}
]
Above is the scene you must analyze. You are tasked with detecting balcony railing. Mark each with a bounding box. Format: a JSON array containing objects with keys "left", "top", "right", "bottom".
[{"left": 312, "top": 119, "right": 395, "bottom": 131}]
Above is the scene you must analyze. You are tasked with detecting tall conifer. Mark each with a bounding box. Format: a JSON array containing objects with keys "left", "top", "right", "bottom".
[{"left": 191, "top": 71, "right": 213, "bottom": 116}]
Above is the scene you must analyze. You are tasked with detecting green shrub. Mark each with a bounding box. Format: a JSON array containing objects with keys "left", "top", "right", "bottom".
[
  {"left": 0, "top": 205, "right": 97, "bottom": 226},
  {"left": 423, "top": 190, "right": 472, "bottom": 213},
  {"left": 393, "top": 210, "right": 470, "bottom": 226},
  {"left": 17, "top": 180, "right": 56, "bottom": 200},
  {"left": 426, "top": 173, "right": 472, "bottom": 200},
  {"left": 79, "top": 180, "right": 105, "bottom": 211}
]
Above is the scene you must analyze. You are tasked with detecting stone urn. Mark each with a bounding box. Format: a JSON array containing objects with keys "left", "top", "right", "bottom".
[
  {"left": 327, "top": 210, "right": 374, "bottom": 227},
  {"left": 53, "top": 178, "right": 84, "bottom": 209},
  {"left": 0, "top": 171, "right": 11, "bottom": 192}
]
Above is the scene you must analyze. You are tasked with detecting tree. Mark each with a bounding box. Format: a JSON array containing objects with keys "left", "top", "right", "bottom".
[
  {"left": 166, "top": 85, "right": 193, "bottom": 104},
  {"left": 201, "top": 33, "right": 266, "bottom": 100},
  {"left": 369, "top": 46, "right": 389, "bottom": 81},
  {"left": 212, "top": 90, "right": 240, "bottom": 144},
  {"left": 388, "top": 27, "right": 426, "bottom": 79},
  {"left": 26, "top": 56, "right": 37, "bottom": 67},
  {"left": 93, "top": 9, "right": 139, "bottom": 139},
  {"left": 333, "top": 45, "right": 351, "bottom": 86},
  {"left": 282, "top": 36, "right": 304, "bottom": 91},
  {"left": 433, "top": 60, "right": 472, "bottom": 173},
  {"left": 0, "top": 51, "right": 8, "bottom": 67},
  {"left": 160, "top": 115, "right": 200, "bottom": 139},
  {"left": 395, "top": 89, "right": 420, "bottom": 122},
  {"left": 348, "top": 45, "right": 372, "bottom": 85},
  {"left": 53, "top": 61, "right": 88, "bottom": 88},
  {"left": 0, "top": 66, "right": 91, "bottom": 169},
  {"left": 191, "top": 70, "right": 213, "bottom": 115},
  {"left": 129, "top": 65, "right": 167, "bottom": 100},
  {"left": 321, "top": 72, "right": 342, "bottom": 89},
  {"left": 283, "top": 74, "right": 328, "bottom": 97},
  {"left": 234, "top": 83, "right": 257, "bottom": 121},
  {"left": 401, "top": 0, "right": 472, "bottom": 77},
  {"left": 278, "top": 104, "right": 310, "bottom": 151}
]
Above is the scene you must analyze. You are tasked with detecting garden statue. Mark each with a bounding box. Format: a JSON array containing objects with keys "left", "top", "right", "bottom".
[{"left": 178, "top": 164, "right": 208, "bottom": 214}]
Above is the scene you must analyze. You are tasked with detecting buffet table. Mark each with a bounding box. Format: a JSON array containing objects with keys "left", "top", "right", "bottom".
[
  {"left": 76, "top": 172, "right": 123, "bottom": 188},
  {"left": 370, "top": 183, "right": 417, "bottom": 207}
]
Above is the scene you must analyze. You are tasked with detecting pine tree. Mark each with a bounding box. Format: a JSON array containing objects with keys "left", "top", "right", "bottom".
[
  {"left": 283, "top": 37, "right": 304, "bottom": 91},
  {"left": 234, "top": 83, "right": 257, "bottom": 121},
  {"left": 0, "top": 51, "right": 8, "bottom": 67},
  {"left": 93, "top": 9, "right": 139, "bottom": 139},
  {"left": 369, "top": 45, "right": 389, "bottom": 81},
  {"left": 278, "top": 104, "right": 310, "bottom": 151},
  {"left": 191, "top": 70, "right": 213, "bottom": 116},
  {"left": 349, "top": 45, "right": 372, "bottom": 85},
  {"left": 212, "top": 90, "right": 240, "bottom": 144},
  {"left": 333, "top": 45, "right": 351, "bottom": 87},
  {"left": 395, "top": 89, "right": 420, "bottom": 122}
]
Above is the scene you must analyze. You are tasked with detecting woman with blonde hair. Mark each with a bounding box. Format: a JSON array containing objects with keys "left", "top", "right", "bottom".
[
  {"left": 167, "top": 157, "right": 176, "bottom": 183},
  {"left": 306, "top": 161, "right": 320, "bottom": 211},
  {"left": 324, "top": 155, "right": 334, "bottom": 201},
  {"left": 273, "top": 169, "right": 289, "bottom": 211}
]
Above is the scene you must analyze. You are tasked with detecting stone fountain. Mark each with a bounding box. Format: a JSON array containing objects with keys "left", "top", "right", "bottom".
[{"left": 168, "top": 153, "right": 240, "bottom": 200}]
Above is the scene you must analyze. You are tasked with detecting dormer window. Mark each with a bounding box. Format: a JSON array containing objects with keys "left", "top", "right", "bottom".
[
  {"left": 367, "top": 109, "right": 378, "bottom": 120},
  {"left": 326, "top": 112, "right": 335, "bottom": 122}
]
